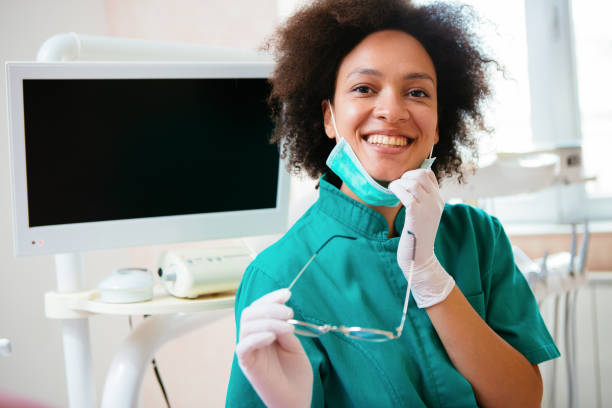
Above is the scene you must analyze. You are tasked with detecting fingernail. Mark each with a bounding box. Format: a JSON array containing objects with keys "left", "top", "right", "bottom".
[{"left": 277, "top": 288, "right": 291, "bottom": 302}]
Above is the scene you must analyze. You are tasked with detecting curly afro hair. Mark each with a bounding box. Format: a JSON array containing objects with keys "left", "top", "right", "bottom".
[{"left": 264, "top": 0, "right": 495, "bottom": 182}]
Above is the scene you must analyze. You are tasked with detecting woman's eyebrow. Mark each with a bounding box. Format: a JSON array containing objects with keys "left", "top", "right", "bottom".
[{"left": 347, "top": 68, "right": 435, "bottom": 84}]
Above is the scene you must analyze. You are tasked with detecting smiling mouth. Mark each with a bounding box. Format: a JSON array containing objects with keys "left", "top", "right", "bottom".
[{"left": 365, "top": 134, "right": 413, "bottom": 147}]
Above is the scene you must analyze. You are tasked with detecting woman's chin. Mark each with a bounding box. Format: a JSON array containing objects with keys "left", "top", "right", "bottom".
[
  {"left": 374, "top": 179, "right": 391, "bottom": 187},
  {"left": 371, "top": 170, "right": 405, "bottom": 185},
  {"left": 370, "top": 164, "right": 421, "bottom": 184}
]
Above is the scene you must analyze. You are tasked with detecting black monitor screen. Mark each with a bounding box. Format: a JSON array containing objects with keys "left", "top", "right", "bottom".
[{"left": 22, "top": 78, "right": 279, "bottom": 227}]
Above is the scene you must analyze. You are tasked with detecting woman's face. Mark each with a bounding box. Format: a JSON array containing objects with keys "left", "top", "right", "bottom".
[{"left": 323, "top": 30, "right": 438, "bottom": 182}]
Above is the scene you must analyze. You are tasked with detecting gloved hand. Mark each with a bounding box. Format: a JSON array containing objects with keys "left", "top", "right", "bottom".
[
  {"left": 388, "top": 169, "right": 455, "bottom": 308},
  {"left": 236, "top": 288, "right": 313, "bottom": 408}
]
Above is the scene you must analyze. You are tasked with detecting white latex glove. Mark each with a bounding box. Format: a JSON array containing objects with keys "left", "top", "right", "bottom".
[
  {"left": 236, "top": 288, "right": 313, "bottom": 408},
  {"left": 388, "top": 169, "right": 455, "bottom": 308}
]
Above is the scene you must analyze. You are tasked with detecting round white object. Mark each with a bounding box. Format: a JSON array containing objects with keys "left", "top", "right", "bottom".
[
  {"left": 0, "top": 338, "right": 12, "bottom": 356},
  {"left": 97, "top": 268, "right": 154, "bottom": 303}
]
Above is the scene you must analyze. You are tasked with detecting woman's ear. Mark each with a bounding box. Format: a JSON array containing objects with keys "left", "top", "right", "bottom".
[{"left": 321, "top": 100, "right": 336, "bottom": 140}]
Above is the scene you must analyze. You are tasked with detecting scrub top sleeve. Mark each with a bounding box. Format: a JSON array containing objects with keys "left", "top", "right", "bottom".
[
  {"left": 225, "top": 264, "right": 272, "bottom": 408},
  {"left": 225, "top": 264, "right": 327, "bottom": 408},
  {"left": 482, "top": 218, "right": 561, "bottom": 365}
]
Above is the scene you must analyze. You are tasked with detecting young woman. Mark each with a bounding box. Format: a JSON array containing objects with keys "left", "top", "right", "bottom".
[{"left": 226, "top": 1, "right": 560, "bottom": 406}]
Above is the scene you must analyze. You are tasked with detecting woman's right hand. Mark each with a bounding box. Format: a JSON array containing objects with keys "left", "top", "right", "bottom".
[{"left": 236, "top": 288, "right": 313, "bottom": 408}]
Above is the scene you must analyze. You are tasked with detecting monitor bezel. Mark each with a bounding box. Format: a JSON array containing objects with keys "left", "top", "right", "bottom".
[{"left": 6, "top": 61, "right": 290, "bottom": 256}]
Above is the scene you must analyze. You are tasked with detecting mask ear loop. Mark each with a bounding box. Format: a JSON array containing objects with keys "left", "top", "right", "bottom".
[
  {"left": 429, "top": 145, "right": 434, "bottom": 160},
  {"left": 328, "top": 100, "right": 343, "bottom": 141}
]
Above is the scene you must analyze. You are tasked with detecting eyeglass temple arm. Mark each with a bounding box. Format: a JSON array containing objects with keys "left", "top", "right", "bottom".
[
  {"left": 396, "top": 231, "right": 416, "bottom": 337},
  {"left": 315, "top": 235, "right": 357, "bottom": 254},
  {"left": 287, "top": 235, "right": 357, "bottom": 290}
]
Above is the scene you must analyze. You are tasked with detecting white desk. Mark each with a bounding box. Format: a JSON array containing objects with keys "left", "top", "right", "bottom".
[{"left": 45, "top": 284, "right": 235, "bottom": 408}]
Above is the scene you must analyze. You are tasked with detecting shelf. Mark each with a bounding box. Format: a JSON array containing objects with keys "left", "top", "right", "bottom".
[{"left": 45, "top": 284, "right": 235, "bottom": 318}]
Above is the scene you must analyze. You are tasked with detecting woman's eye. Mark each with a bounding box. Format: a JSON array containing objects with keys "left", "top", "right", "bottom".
[
  {"left": 353, "top": 86, "right": 372, "bottom": 94},
  {"left": 408, "top": 89, "right": 429, "bottom": 98}
]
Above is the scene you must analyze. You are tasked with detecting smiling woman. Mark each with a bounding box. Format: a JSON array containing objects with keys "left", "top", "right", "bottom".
[
  {"left": 265, "top": 0, "right": 493, "bottom": 185},
  {"left": 225, "top": 1, "right": 560, "bottom": 407},
  {"left": 323, "top": 30, "right": 439, "bottom": 183}
]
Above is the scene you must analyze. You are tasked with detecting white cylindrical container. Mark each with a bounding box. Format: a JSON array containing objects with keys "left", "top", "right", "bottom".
[{"left": 158, "top": 247, "right": 252, "bottom": 298}]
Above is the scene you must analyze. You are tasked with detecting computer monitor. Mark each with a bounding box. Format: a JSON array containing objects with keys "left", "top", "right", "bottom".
[{"left": 6, "top": 61, "right": 290, "bottom": 256}]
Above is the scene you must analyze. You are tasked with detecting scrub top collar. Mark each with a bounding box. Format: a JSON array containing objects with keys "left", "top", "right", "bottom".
[{"left": 319, "top": 173, "right": 406, "bottom": 240}]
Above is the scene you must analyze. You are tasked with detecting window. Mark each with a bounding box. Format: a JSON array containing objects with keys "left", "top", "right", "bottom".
[
  {"left": 572, "top": 0, "right": 612, "bottom": 198},
  {"left": 414, "top": 0, "right": 533, "bottom": 157},
  {"left": 421, "top": 0, "right": 612, "bottom": 224}
]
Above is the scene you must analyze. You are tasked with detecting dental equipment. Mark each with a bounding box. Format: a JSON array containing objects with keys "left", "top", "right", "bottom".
[{"left": 5, "top": 33, "right": 288, "bottom": 408}]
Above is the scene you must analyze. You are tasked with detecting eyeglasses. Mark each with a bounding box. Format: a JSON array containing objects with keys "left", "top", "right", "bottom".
[{"left": 286, "top": 233, "right": 415, "bottom": 342}]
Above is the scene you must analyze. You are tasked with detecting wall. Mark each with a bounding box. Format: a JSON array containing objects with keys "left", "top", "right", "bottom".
[
  {"left": 105, "top": 0, "right": 276, "bottom": 49},
  {"left": 510, "top": 232, "right": 612, "bottom": 271},
  {"left": 0, "top": 2, "right": 108, "bottom": 406}
]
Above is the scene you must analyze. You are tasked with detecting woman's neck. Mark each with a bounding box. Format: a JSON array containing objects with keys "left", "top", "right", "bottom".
[{"left": 339, "top": 183, "right": 402, "bottom": 238}]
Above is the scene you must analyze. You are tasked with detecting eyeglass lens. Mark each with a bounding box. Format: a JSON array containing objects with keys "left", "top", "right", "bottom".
[{"left": 288, "top": 233, "right": 414, "bottom": 342}]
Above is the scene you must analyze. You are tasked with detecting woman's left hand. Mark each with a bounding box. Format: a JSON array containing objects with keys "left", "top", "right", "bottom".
[{"left": 388, "top": 169, "right": 455, "bottom": 308}]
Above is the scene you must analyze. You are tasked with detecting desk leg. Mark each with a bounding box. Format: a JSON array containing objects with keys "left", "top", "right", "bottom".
[
  {"left": 55, "top": 253, "right": 96, "bottom": 408},
  {"left": 60, "top": 319, "right": 96, "bottom": 407},
  {"left": 101, "top": 309, "right": 232, "bottom": 408}
]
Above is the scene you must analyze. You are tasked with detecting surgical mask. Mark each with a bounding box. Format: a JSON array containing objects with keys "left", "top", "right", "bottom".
[{"left": 325, "top": 100, "right": 435, "bottom": 207}]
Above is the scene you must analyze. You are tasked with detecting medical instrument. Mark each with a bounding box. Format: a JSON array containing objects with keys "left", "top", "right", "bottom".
[
  {"left": 157, "top": 246, "right": 253, "bottom": 298},
  {"left": 287, "top": 233, "right": 415, "bottom": 341},
  {"left": 97, "top": 268, "right": 154, "bottom": 303}
]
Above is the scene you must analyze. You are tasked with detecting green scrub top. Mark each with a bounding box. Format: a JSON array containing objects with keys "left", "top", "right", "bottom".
[{"left": 226, "top": 174, "right": 560, "bottom": 407}]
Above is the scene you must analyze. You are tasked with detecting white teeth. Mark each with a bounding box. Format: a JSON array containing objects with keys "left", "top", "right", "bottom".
[{"left": 365, "top": 135, "right": 409, "bottom": 146}]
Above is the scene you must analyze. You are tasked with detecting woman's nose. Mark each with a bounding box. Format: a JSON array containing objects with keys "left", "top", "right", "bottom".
[{"left": 373, "top": 92, "right": 409, "bottom": 123}]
